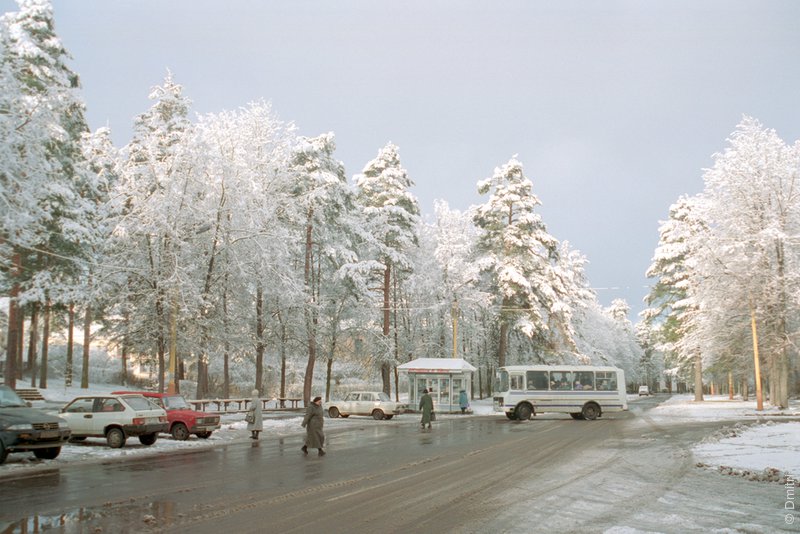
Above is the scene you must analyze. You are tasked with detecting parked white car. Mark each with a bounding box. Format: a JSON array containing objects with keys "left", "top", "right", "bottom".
[
  {"left": 325, "top": 391, "right": 406, "bottom": 420},
  {"left": 638, "top": 385, "right": 651, "bottom": 396},
  {"left": 59, "top": 394, "right": 168, "bottom": 448}
]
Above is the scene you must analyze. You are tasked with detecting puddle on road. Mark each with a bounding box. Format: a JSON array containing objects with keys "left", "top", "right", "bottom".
[{"left": 1, "top": 500, "right": 185, "bottom": 533}]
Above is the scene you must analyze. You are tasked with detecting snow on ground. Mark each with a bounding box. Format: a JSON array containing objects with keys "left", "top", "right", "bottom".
[
  {"left": 648, "top": 394, "right": 800, "bottom": 481},
  {"left": 3, "top": 383, "right": 799, "bottom": 485}
]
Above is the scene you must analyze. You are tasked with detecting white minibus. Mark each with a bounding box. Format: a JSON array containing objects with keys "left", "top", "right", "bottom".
[{"left": 493, "top": 365, "right": 628, "bottom": 420}]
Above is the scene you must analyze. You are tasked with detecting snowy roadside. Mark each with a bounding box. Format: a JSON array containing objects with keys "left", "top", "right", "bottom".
[
  {"left": 646, "top": 394, "right": 800, "bottom": 482},
  {"left": 3, "top": 384, "right": 799, "bottom": 485}
]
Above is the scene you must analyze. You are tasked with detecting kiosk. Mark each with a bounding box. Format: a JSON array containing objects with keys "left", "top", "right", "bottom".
[{"left": 398, "top": 358, "right": 477, "bottom": 413}]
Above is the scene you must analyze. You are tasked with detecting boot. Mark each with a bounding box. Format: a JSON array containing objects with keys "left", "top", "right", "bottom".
[
  {"left": 318, "top": 449, "right": 326, "bottom": 456},
  {"left": 301, "top": 445, "right": 308, "bottom": 455}
]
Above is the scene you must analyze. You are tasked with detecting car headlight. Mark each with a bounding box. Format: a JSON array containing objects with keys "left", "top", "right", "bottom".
[
  {"left": 7, "top": 423, "right": 34, "bottom": 431},
  {"left": 58, "top": 419, "right": 70, "bottom": 429}
]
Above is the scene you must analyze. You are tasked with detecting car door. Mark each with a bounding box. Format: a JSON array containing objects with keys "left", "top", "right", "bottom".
[
  {"left": 340, "top": 393, "right": 358, "bottom": 415},
  {"left": 356, "top": 393, "right": 374, "bottom": 415},
  {"left": 60, "top": 397, "right": 97, "bottom": 436},
  {"left": 92, "top": 397, "right": 125, "bottom": 435}
]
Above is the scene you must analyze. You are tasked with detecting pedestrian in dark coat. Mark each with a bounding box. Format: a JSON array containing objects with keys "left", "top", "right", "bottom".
[
  {"left": 419, "top": 388, "right": 433, "bottom": 429},
  {"left": 301, "top": 396, "right": 326, "bottom": 455}
]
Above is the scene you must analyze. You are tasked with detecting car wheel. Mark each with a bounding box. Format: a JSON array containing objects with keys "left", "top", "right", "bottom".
[
  {"left": 106, "top": 427, "right": 126, "bottom": 448},
  {"left": 33, "top": 447, "right": 61, "bottom": 460},
  {"left": 139, "top": 433, "right": 158, "bottom": 446},
  {"left": 371, "top": 409, "right": 385, "bottom": 420},
  {"left": 328, "top": 407, "right": 340, "bottom": 418},
  {"left": 196, "top": 431, "right": 212, "bottom": 439},
  {"left": 171, "top": 423, "right": 190, "bottom": 441},
  {"left": 516, "top": 403, "right": 533, "bottom": 421},
  {"left": 0, "top": 441, "right": 8, "bottom": 465},
  {"left": 570, "top": 413, "right": 584, "bottom": 420},
  {"left": 581, "top": 402, "right": 600, "bottom": 421},
  {"left": 384, "top": 415, "right": 394, "bottom": 420}
]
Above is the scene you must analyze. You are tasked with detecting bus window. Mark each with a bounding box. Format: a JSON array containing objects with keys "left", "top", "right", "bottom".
[
  {"left": 510, "top": 374, "right": 524, "bottom": 391},
  {"left": 596, "top": 371, "right": 617, "bottom": 391},
  {"left": 526, "top": 371, "right": 549, "bottom": 390},
  {"left": 574, "top": 371, "right": 594, "bottom": 390},
  {"left": 550, "top": 372, "right": 574, "bottom": 390},
  {"left": 494, "top": 370, "right": 509, "bottom": 394}
]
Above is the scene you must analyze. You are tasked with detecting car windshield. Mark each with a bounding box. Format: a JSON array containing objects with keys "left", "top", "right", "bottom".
[
  {"left": 124, "top": 396, "right": 157, "bottom": 411},
  {"left": 163, "top": 395, "right": 190, "bottom": 409},
  {"left": 0, "top": 386, "right": 27, "bottom": 408}
]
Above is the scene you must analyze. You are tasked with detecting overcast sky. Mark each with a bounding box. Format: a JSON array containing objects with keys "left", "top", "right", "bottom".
[{"left": 4, "top": 0, "right": 800, "bottom": 318}]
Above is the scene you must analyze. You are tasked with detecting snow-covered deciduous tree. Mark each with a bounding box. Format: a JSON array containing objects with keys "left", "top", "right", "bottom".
[
  {"left": 692, "top": 117, "right": 799, "bottom": 408},
  {"left": 647, "top": 117, "right": 800, "bottom": 407},
  {"left": 354, "top": 143, "right": 421, "bottom": 395}
]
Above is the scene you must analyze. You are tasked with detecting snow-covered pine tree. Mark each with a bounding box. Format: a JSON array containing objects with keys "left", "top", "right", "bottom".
[
  {"left": 644, "top": 196, "right": 707, "bottom": 401},
  {"left": 114, "top": 72, "right": 196, "bottom": 392},
  {"left": 354, "top": 143, "right": 421, "bottom": 395},
  {"left": 473, "top": 156, "right": 577, "bottom": 367},
  {"left": 288, "top": 132, "right": 362, "bottom": 404},
  {"left": 0, "top": 0, "right": 95, "bottom": 387}
]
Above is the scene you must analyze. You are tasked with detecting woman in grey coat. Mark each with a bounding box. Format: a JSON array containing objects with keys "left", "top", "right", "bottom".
[
  {"left": 247, "top": 389, "right": 263, "bottom": 440},
  {"left": 301, "top": 396, "right": 325, "bottom": 455}
]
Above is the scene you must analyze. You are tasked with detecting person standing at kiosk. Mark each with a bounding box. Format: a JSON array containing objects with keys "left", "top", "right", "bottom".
[{"left": 419, "top": 388, "right": 434, "bottom": 430}]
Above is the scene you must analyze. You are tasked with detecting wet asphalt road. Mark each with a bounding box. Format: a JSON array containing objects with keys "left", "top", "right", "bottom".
[{"left": 0, "top": 398, "right": 788, "bottom": 533}]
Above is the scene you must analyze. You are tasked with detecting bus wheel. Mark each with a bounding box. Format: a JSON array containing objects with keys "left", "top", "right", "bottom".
[
  {"left": 581, "top": 403, "right": 600, "bottom": 421},
  {"left": 570, "top": 413, "right": 584, "bottom": 420},
  {"left": 506, "top": 412, "right": 517, "bottom": 420},
  {"left": 516, "top": 403, "right": 533, "bottom": 421}
]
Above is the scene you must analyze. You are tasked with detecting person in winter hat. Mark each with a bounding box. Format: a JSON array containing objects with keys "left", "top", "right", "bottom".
[{"left": 301, "top": 396, "right": 326, "bottom": 455}]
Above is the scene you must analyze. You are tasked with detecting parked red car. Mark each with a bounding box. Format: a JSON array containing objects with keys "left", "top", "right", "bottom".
[{"left": 112, "top": 391, "right": 220, "bottom": 440}]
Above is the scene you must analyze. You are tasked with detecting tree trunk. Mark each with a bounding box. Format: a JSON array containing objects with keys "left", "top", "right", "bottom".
[
  {"left": 303, "top": 219, "right": 318, "bottom": 405},
  {"left": 4, "top": 253, "right": 21, "bottom": 388},
  {"left": 222, "top": 284, "right": 230, "bottom": 399},
  {"left": 39, "top": 299, "right": 50, "bottom": 388},
  {"left": 66, "top": 303, "right": 75, "bottom": 387},
  {"left": 325, "top": 357, "right": 333, "bottom": 402},
  {"left": 120, "top": 340, "right": 128, "bottom": 386},
  {"left": 28, "top": 303, "right": 39, "bottom": 386},
  {"left": 280, "top": 318, "right": 287, "bottom": 407},
  {"left": 497, "top": 295, "right": 511, "bottom": 368},
  {"left": 392, "top": 268, "right": 400, "bottom": 401},
  {"left": 255, "top": 284, "right": 265, "bottom": 395},
  {"left": 81, "top": 303, "right": 91, "bottom": 388},
  {"left": 16, "top": 305, "right": 24, "bottom": 380},
  {"left": 381, "top": 264, "right": 392, "bottom": 395},
  {"left": 155, "top": 294, "right": 166, "bottom": 393},
  {"left": 693, "top": 351, "right": 703, "bottom": 402}
]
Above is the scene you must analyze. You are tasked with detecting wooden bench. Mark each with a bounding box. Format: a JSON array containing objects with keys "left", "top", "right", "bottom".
[{"left": 15, "top": 388, "right": 45, "bottom": 401}]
